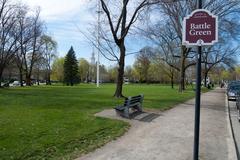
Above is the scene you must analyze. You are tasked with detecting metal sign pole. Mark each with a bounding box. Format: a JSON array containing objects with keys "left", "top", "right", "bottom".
[
  {"left": 182, "top": 3, "right": 217, "bottom": 159},
  {"left": 193, "top": 0, "right": 202, "bottom": 160},
  {"left": 97, "top": 0, "right": 100, "bottom": 88},
  {"left": 193, "top": 46, "right": 202, "bottom": 160}
]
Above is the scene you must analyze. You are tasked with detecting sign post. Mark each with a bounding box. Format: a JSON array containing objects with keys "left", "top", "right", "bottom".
[{"left": 182, "top": 2, "right": 218, "bottom": 160}]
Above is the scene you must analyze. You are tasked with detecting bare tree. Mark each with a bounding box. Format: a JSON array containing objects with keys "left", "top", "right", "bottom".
[
  {"left": 99, "top": 0, "right": 161, "bottom": 97},
  {"left": 159, "top": 1, "right": 199, "bottom": 92},
  {"left": 202, "top": 45, "right": 239, "bottom": 87},
  {"left": 14, "top": 5, "right": 55, "bottom": 86},
  {"left": 140, "top": 20, "right": 183, "bottom": 87},
  {"left": 33, "top": 55, "right": 46, "bottom": 85},
  {"left": 23, "top": 8, "right": 44, "bottom": 86},
  {"left": 0, "top": 0, "right": 19, "bottom": 86},
  {"left": 146, "top": 0, "right": 240, "bottom": 91},
  {"left": 14, "top": 4, "right": 33, "bottom": 86}
]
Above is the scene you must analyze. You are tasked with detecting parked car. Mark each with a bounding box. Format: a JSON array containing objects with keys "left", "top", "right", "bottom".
[
  {"left": 238, "top": 109, "right": 240, "bottom": 122},
  {"left": 227, "top": 81, "right": 240, "bottom": 90},
  {"left": 235, "top": 93, "right": 240, "bottom": 122},
  {"left": 2, "top": 83, "right": 9, "bottom": 87},
  {"left": 10, "top": 81, "right": 20, "bottom": 87},
  {"left": 227, "top": 84, "right": 240, "bottom": 101}
]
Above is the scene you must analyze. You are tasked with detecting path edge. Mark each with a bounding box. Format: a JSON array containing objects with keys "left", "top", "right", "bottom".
[{"left": 225, "top": 94, "right": 238, "bottom": 160}]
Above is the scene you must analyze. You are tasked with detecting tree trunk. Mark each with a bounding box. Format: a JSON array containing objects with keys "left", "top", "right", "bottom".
[
  {"left": 26, "top": 74, "right": 31, "bottom": 86},
  {"left": 203, "top": 62, "right": 207, "bottom": 87},
  {"left": 179, "top": 59, "right": 185, "bottom": 92},
  {"left": 171, "top": 73, "right": 174, "bottom": 89},
  {"left": 37, "top": 70, "right": 40, "bottom": 85},
  {"left": 19, "top": 68, "right": 23, "bottom": 87},
  {"left": 0, "top": 68, "right": 3, "bottom": 87},
  {"left": 204, "top": 68, "right": 210, "bottom": 88},
  {"left": 114, "top": 42, "right": 125, "bottom": 98},
  {"left": 204, "top": 72, "right": 207, "bottom": 87},
  {"left": 25, "top": 62, "right": 33, "bottom": 86},
  {"left": 179, "top": 46, "right": 186, "bottom": 92},
  {"left": 46, "top": 70, "right": 51, "bottom": 85}
]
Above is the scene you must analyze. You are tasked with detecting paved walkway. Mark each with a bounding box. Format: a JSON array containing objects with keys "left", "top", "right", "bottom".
[{"left": 77, "top": 88, "right": 237, "bottom": 160}]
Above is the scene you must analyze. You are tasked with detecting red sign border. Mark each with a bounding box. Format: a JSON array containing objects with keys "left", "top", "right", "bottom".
[{"left": 182, "top": 9, "right": 218, "bottom": 46}]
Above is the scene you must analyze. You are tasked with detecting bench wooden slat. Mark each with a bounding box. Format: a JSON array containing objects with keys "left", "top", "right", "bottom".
[
  {"left": 115, "top": 94, "right": 144, "bottom": 118},
  {"left": 115, "top": 105, "right": 125, "bottom": 111},
  {"left": 130, "top": 99, "right": 141, "bottom": 103}
]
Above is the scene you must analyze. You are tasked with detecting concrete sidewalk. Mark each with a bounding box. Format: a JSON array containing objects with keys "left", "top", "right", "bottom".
[{"left": 77, "top": 88, "right": 237, "bottom": 160}]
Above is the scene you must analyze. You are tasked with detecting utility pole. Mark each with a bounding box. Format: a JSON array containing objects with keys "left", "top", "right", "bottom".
[
  {"left": 193, "top": 0, "right": 202, "bottom": 160},
  {"left": 96, "top": 0, "right": 100, "bottom": 87}
]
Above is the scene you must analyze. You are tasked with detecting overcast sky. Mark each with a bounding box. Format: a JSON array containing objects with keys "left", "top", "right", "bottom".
[{"left": 21, "top": 0, "right": 144, "bottom": 66}]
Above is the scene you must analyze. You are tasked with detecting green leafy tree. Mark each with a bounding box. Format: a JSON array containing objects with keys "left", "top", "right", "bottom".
[
  {"left": 51, "top": 57, "right": 64, "bottom": 82},
  {"left": 221, "top": 70, "right": 231, "bottom": 81},
  {"left": 64, "top": 47, "right": 79, "bottom": 86},
  {"left": 107, "top": 66, "right": 118, "bottom": 83},
  {"left": 41, "top": 35, "right": 57, "bottom": 85},
  {"left": 133, "top": 50, "right": 151, "bottom": 83},
  {"left": 79, "top": 58, "right": 90, "bottom": 82}
]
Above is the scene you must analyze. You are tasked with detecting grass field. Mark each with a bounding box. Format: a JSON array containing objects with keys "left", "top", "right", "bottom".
[{"left": 0, "top": 84, "right": 204, "bottom": 160}]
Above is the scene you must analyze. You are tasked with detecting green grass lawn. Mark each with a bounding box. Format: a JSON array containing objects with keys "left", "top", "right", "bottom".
[{"left": 0, "top": 84, "right": 205, "bottom": 160}]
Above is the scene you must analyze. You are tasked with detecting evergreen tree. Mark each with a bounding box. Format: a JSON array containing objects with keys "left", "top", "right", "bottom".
[{"left": 64, "top": 46, "right": 79, "bottom": 86}]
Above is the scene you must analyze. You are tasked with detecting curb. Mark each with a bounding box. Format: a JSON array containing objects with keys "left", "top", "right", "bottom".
[{"left": 225, "top": 95, "right": 239, "bottom": 160}]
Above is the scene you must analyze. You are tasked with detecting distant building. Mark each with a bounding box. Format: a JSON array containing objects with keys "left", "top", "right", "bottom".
[
  {"left": 90, "top": 50, "right": 96, "bottom": 65},
  {"left": 89, "top": 49, "right": 96, "bottom": 82}
]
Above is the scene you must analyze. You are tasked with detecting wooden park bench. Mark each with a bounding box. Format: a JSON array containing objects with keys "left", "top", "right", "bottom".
[{"left": 114, "top": 94, "right": 144, "bottom": 118}]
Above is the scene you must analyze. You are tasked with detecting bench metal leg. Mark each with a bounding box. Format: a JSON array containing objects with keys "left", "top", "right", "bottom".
[
  {"left": 134, "top": 104, "right": 142, "bottom": 112},
  {"left": 123, "top": 108, "right": 130, "bottom": 118},
  {"left": 138, "top": 105, "right": 143, "bottom": 112}
]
